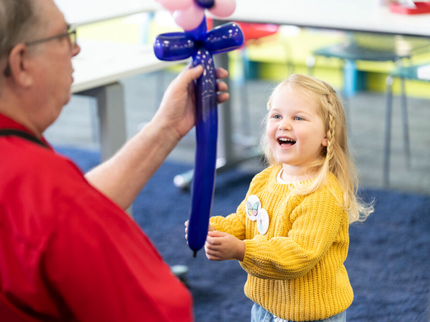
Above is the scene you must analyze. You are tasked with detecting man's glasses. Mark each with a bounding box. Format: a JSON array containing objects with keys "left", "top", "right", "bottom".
[{"left": 3, "top": 24, "right": 77, "bottom": 77}]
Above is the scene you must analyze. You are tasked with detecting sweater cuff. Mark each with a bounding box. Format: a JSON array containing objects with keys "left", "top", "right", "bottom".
[{"left": 241, "top": 239, "right": 258, "bottom": 264}]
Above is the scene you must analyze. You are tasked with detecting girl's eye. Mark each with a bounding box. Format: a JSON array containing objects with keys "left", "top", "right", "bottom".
[
  {"left": 271, "top": 114, "right": 281, "bottom": 119},
  {"left": 294, "top": 116, "right": 304, "bottom": 121}
]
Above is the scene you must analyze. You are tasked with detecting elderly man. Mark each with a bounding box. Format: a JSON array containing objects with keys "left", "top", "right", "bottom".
[{"left": 0, "top": 0, "right": 229, "bottom": 321}]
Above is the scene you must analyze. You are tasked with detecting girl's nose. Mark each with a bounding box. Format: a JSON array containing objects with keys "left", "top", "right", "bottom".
[{"left": 278, "top": 120, "right": 292, "bottom": 131}]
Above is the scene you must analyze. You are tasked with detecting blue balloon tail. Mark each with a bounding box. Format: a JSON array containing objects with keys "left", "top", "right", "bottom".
[{"left": 187, "top": 49, "right": 218, "bottom": 254}]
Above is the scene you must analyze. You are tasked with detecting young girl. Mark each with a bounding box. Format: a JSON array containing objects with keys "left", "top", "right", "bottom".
[{"left": 188, "top": 74, "right": 374, "bottom": 322}]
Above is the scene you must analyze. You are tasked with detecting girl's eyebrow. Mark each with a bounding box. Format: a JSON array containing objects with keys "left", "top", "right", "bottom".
[
  {"left": 270, "top": 107, "right": 313, "bottom": 117},
  {"left": 294, "top": 109, "right": 313, "bottom": 117}
]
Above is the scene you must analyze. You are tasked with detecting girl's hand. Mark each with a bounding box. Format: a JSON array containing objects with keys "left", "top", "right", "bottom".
[
  {"left": 184, "top": 220, "right": 214, "bottom": 241},
  {"left": 204, "top": 231, "right": 245, "bottom": 261}
]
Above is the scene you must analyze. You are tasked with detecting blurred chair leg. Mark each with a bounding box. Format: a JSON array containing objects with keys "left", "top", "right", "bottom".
[
  {"left": 399, "top": 76, "right": 411, "bottom": 168},
  {"left": 284, "top": 41, "right": 295, "bottom": 75},
  {"left": 240, "top": 48, "right": 251, "bottom": 138},
  {"left": 340, "top": 60, "right": 351, "bottom": 133},
  {"left": 384, "top": 76, "right": 394, "bottom": 188},
  {"left": 90, "top": 99, "right": 99, "bottom": 143},
  {"left": 306, "top": 55, "right": 316, "bottom": 76},
  {"left": 155, "top": 71, "right": 165, "bottom": 111}
]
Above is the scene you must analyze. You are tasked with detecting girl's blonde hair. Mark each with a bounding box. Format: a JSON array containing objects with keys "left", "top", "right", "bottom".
[{"left": 261, "top": 74, "right": 373, "bottom": 223}]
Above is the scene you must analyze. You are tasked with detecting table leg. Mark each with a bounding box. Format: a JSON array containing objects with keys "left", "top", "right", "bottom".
[
  {"left": 79, "top": 82, "right": 132, "bottom": 215},
  {"left": 80, "top": 82, "right": 127, "bottom": 161},
  {"left": 383, "top": 76, "right": 393, "bottom": 188}
]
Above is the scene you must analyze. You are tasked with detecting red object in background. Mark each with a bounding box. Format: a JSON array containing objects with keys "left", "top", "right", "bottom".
[
  {"left": 236, "top": 22, "right": 279, "bottom": 43},
  {"left": 390, "top": 1, "right": 430, "bottom": 14},
  {"left": 206, "top": 18, "right": 279, "bottom": 46}
]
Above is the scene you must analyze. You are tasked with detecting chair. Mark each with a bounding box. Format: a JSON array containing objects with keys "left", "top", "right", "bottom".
[
  {"left": 307, "top": 32, "right": 430, "bottom": 128},
  {"left": 383, "top": 63, "right": 430, "bottom": 187}
]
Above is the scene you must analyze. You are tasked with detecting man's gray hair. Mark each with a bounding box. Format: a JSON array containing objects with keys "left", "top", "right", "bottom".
[{"left": 0, "top": 0, "right": 40, "bottom": 59}]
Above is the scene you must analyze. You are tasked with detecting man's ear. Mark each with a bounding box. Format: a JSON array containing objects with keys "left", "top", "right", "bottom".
[{"left": 8, "top": 44, "right": 34, "bottom": 87}]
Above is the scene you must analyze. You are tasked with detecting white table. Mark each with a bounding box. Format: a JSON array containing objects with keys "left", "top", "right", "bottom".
[
  {"left": 55, "top": 0, "right": 161, "bottom": 26},
  {"left": 72, "top": 39, "right": 186, "bottom": 161},
  {"left": 226, "top": 0, "right": 430, "bottom": 37}
]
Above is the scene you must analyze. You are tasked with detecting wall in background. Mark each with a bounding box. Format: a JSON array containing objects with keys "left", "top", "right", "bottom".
[{"left": 75, "top": 13, "right": 430, "bottom": 98}]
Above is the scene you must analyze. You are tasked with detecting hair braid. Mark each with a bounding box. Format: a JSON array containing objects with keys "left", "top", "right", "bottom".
[{"left": 326, "top": 112, "right": 336, "bottom": 163}]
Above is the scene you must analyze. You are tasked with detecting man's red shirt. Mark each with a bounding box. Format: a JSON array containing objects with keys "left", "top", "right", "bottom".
[{"left": 0, "top": 113, "right": 193, "bottom": 321}]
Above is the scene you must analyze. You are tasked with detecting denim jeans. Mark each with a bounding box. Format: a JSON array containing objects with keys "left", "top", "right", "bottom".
[{"left": 250, "top": 303, "right": 347, "bottom": 322}]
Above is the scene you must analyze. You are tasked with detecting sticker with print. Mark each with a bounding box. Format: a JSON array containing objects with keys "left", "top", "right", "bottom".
[
  {"left": 257, "top": 208, "right": 269, "bottom": 235},
  {"left": 246, "top": 195, "right": 260, "bottom": 221}
]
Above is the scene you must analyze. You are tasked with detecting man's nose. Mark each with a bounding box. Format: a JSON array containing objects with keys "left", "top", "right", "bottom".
[{"left": 72, "top": 43, "right": 81, "bottom": 57}]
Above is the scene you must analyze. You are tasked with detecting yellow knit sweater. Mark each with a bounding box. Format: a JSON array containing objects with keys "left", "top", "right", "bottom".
[{"left": 210, "top": 165, "right": 353, "bottom": 321}]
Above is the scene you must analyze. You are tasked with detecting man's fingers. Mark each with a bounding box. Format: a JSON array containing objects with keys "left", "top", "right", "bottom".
[
  {"left": 217, "top": 92, "right": 229, "bottom": 104},
  {"left": 215, "top": 67, "right": 228, "bottom": 80},
  {"left": 216, "top": 81, "right": 228, "bottom": 93}
]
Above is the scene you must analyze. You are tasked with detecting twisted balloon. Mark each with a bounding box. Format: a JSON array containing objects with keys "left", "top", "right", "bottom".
[{"left": 153, "top": 1, "right": 243, "bottom": 256}]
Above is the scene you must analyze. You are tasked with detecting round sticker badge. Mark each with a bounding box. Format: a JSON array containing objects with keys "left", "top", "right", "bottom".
[
  {"left": 257, "top": 209, "right": 269, "bottom": 235},
  {"left": 246, "top": 195, "right": 260, "bottom": 221}
]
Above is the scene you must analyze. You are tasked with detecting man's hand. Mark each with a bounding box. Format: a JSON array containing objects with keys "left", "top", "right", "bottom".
[
  {"left": 153, "top": 65, "right": 229, "bottom": 140},
  {"left": 204, "top": 231, "right": 245, "bottom": 262}
]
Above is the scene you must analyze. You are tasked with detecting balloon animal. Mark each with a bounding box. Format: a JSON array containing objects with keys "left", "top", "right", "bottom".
[{"left": 153, "top": 0, "right": 243, "bottom": 256}]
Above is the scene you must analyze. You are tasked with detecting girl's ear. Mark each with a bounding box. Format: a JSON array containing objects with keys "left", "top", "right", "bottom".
[{"left": 322, "top": 137, "right": 328, "bottom": 147}]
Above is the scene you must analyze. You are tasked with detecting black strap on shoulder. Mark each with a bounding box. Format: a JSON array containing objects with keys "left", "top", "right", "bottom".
[{"left": 0, "top": 129, "right": 49, "bottom": 149}]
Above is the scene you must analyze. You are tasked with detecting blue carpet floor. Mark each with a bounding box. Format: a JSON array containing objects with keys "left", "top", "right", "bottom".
[{"left": 56, "top": 146, "right": 430, "bottom": 322}]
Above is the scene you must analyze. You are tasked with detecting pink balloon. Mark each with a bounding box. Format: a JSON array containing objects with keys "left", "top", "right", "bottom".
[
  {"left": 158, "top": 0, "right": 193, "bottom": 11},
  {"left": 173, "top": 4, "right": 205, "bottom": 31},
  {"left": 209, "top": 0, "right": 236, "bottom": 17}
]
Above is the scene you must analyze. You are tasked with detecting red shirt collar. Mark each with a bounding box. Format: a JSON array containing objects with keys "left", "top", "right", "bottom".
[{"left": 0, "top": 112, "right": 52, "bottom": 149}]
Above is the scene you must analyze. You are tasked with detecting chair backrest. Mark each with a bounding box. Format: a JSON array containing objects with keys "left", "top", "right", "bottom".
[{"left": 351, "top": 32, "right": 430, "bottom": 56}]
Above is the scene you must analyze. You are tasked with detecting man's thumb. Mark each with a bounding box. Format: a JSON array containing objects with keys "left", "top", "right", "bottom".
[{"left": 183, "top": 64, "right": 203, "bottom": 82}]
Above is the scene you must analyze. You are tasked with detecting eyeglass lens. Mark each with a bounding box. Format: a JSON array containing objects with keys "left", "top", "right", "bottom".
[{"left": 69, "top": 30, "right": 77, "bottom": 48}]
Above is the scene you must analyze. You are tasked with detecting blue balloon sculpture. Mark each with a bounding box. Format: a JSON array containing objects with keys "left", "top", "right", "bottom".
[{"left": 154, "top": 17, "right": 244, "bottom": 256}]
